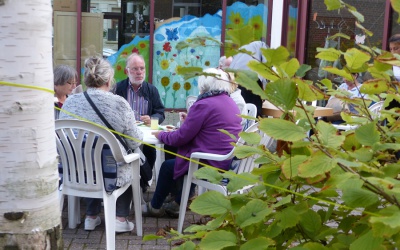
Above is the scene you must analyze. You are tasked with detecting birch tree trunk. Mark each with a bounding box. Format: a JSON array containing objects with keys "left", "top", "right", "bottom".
[{"left": 0, "top": 1, "right": 62, "bottom": 249}]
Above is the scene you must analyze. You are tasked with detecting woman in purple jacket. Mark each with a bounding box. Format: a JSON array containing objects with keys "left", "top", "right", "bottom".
[{"left": 145, "top": 68, "right": 242, "bottom": 217}]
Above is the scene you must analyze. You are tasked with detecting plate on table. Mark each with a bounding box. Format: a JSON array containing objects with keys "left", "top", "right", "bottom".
[
  {"left": 159, "top": 125, "right": 176, "bottom": 131},
  {"left": 135, "top": 121, "right": 144, "bottom": 126}
]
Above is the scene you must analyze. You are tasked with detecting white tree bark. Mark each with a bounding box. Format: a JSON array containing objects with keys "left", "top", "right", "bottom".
[{"left": 0, "top": 0, "right": 61, "bottom": 248}]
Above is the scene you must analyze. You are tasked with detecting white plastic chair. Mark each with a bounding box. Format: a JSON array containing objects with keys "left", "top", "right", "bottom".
[
  {"left": 244, "top": 103, "right": 257, "bottom": 131},
  {"left": 332, "top": 101, "right": 384, "bottom": 131},
  {"left": 186, "top": 95, "right": 197, "bottom": 112},
  {"left": 55, "top": 119, "right": 143, "bottom": 249},
  {"left": 177, "top": 123, "right": 274, "bottom": 233}
]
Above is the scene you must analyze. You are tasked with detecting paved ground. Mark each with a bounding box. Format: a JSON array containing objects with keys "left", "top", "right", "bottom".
[{"left": 61, "top": 183, "right": 202, "bottom": 249}]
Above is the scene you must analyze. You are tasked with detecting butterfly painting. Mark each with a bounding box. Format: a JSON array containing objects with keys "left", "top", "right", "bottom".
[
  {"left": 166, "top": 28, "right": 179, "bottom": 41},
  {"left": 355, "top": 34, "right": 366, "bottom": 44}
]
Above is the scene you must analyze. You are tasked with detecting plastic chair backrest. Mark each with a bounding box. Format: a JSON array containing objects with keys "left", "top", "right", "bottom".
[
  {"left": 244, "top": 103, "right": 257, "bottom": 131},
  {"left": 186, "top": 95, "right": 197, "bottom": 111},
  {"left": 55, "top": 119, "right": 125, "bottom": 197},
  {"left": 369, "top": 101, "right": 384, "bottom": 118}
]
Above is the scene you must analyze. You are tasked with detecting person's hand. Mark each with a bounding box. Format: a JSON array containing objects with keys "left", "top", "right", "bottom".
[
  {"left": 179, "top": 112, "right": 187, "bottom": 123},
  {"left": 140, "top": 115, "right": 151, "bottom": 125},
  {"left": 151, "top": 130, "right": 162, "bottom": 139}
]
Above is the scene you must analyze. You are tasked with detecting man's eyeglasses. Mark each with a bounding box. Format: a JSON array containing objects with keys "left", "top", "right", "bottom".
[{"left": 126, "top": 67, "right": 145, "bottom": 72}]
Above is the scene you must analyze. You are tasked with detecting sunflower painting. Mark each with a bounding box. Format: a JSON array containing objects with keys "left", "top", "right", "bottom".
[
  {"left": 153, "top": 14, "right": 222, "bottom": 109},
  {"left": 107, "top": 36, "right": 150, "bottom": 83},
  {"left": 225, "top": 2, "right": 268, "bottom": 56}
]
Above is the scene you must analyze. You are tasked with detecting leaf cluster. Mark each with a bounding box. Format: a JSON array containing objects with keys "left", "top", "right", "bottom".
[{"left": 145, "top": 1, "right": 400, "bottom": 249}]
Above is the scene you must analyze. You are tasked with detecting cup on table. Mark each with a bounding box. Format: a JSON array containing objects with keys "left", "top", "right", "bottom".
[{"left": 150, "top": 117, "right": 159, "bottom": 130}]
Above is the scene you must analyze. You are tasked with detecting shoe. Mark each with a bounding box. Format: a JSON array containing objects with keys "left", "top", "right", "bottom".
[
  {"left": 164, "top": 201, "right": 180, "bottom": 218},
  {"left": 143, "top": 202, "right": 165, "bottom": 217},
  {"left": 163, "top": 194, "right": 175, "bottom": 204},
  {"left": 84, "top": 216, "right": 101, "bottom": 231},
  {"left": 115, "top": 219, "right": 134, "bottom": 233}
]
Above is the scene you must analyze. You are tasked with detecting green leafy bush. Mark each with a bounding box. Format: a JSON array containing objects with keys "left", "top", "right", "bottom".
[{"left": 145, "top": 1, "right": 400, "bottom": 249}]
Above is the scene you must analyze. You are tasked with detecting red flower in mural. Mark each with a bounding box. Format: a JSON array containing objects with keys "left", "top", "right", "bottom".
[
  {"left": 196, "top": 56, "right": 200, "bottom": 59},
  {"left": 132, "top": 47, "right": 139, "bottom": 54},
  {"left": 117, "top": 65, "right": 122, "bottom": 71},
  {"left": 163, "top": 42, "right": 172, "bottom": 52}
]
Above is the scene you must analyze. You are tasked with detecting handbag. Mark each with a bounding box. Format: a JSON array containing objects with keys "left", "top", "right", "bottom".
[{"left": 84, "top": 91, "right": 151, "bottom": 191}]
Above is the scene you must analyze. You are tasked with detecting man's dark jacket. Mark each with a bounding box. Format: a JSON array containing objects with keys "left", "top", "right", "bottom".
[{"left": 115, "top": 79, "right": 165, "bottom": 123}]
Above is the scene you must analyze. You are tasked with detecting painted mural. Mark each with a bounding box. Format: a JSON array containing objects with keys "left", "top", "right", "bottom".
[
  {"left": 152, "top": 14, "right": 222, "bottom": 109},
  {"left": 107, "top": 36, "right": 151, "bottom": 83},
  {"left": 107, "top": 2, "right": 269, "bottom": 109}
]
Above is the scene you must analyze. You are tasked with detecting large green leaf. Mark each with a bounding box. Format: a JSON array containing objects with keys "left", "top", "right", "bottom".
[
  {"left": 299, "top": 210, "right": 322, "bottom": 235},
  {"left": 234, "top": 69, "right": 268, "bottom": 99},
  {"left": 349, "top": 230, "right": 384, "bottom": 250},
  {"left": 392, "top": 0, "right": 400, "bottom": 23},
  {"left": 298, "top": 151, "right": 338, "bottom": 178},
  {"left": 234, "top": 145, "right": 264, "bottom": 158},
  {"left": 281, "top": 155, "right": 308, "bottom": 179},
  {"left": 316, "top": 121, "right": 345, "bottom": 148},
  {"left": 199, "top": 230, "right": 237, "bottom": 250},
  {"left": 277, "top": 206, "right": 301, "bottom": 229},
  {"left": 344, "top": 48, "right": 370, "bottom": 71},
  {"left": 194, "top": 167, "right": 223, "bottom": 184},
  {"left": 176, "top": 66, "right": 205, "bottom": 80},
  {"left": 296, "top": 79, "right": 325, "bottom": 102},
  {"left": 247, "top": 60, "right": 280, "bottom": 82},
  {"left": 296, "top": 64, "right": 312, "bottom": 78},
  {"left": 278, "top": 58, "right": 300, "bottom": 78},
  {"left": 262, "top": 46, "right": 290, "bottom": 67},
  {"left": 185, "top": 214, "right": 226, "bottom": 233},
  {"left": 265, "top": 78, "right": 298, "bottom": 110},
  {"left": 315, "top": 48, "right": 341, "bottom": 62},
  {"left": 370, "top": 211, "right": 400, "bottom": 229},
  {"left": 323, "top": 67, "right": 353, "bottom": 81},
  {"left": 235, "top": 199, "right": 272, "bottom": 228},
  {"left": 259, "top": 118, "right": 306, "bottom": 142},
  {"left": 342, "top": 186, "right": 380, "bottom": 208},
  {"left": 190, "top": 191, "right": 231, "bottom": 215},
  {"left": 359, "top": 79, "right": 389, "bottom": 95},
  {"left": 368, "top": 66, "right": 392, "bottom": 82},
  {"left": 324, "top": 0, "right": 342, "bottom": 10},
  {"left": 239, "top": 130, "right": 261, "bottom": 145},
  {"left": 355, "top": 123, "right": 380, "bottom": 146},
  {"left": 302, "top": 242, "right": 329, "bottom": 250},
  {"left": 240, "top": 237, "right": 274, "bottom": 250},
  {"left": 224, "top": 172, "right": 259, "bottom": 193}
]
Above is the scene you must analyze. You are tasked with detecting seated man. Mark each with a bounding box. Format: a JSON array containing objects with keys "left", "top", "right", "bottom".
[{"left": 114, "top": 53, "right": 165, "bottom": 190}]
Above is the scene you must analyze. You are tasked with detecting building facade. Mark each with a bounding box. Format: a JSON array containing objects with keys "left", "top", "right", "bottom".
[{"left": 52, "top": 0, "right": 398, "bottom": 109}]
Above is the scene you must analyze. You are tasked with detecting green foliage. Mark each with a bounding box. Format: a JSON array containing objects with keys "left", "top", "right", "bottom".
[{"left": 145, "top": 2, "right": 400, "bottom": 249}]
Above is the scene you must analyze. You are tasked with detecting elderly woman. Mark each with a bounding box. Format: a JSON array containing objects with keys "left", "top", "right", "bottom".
[
  {"left": 146, "top": 68, "right": 242, "bottom": 217},
  {"left": 60, "top": 56, "right": 143, "bottom": 232},
  {"left": 54, "top": 65, "right": 78, "bottom": 119}
]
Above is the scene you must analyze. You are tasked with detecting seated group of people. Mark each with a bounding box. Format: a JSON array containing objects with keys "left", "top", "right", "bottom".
[{"left": 55, "top": 53, "right": 244, "bottom": 233}]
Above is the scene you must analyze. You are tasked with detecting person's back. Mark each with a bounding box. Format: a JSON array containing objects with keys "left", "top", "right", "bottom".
[{"left": 229, "top": 41, "right": 268, "bottom": 117}]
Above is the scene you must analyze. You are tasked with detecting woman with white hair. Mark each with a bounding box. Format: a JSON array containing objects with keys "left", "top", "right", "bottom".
[{"left": 145, "top": 68, "right": 243, "bottom": 217}]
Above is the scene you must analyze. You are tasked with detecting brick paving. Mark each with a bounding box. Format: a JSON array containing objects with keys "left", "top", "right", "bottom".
[{"left": 61, "top": 183, "right": 202, "bottom": 249}]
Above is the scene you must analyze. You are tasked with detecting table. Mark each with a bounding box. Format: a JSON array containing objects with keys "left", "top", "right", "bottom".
[
  {"left": 262, "top": 100, "right": 333, "bottom": 118},
  {"left": 137, "top": 125, "right": 164, "bottom": 184}
]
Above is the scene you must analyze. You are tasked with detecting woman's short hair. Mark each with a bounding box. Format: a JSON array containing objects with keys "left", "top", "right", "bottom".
[
  {"left": 54, "top": 65, "right": 78, "bottom": 86},
  {"left": 198, "top": 68, "right": 232, "bottom": 94},
  {"left": 84, "top": 56, "right": 115, "bottom": 88}
]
